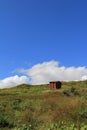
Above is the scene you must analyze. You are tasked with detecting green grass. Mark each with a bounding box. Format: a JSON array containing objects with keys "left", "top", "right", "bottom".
[{"left": 0, "top": 81, "right": 87, "bottom": 130}]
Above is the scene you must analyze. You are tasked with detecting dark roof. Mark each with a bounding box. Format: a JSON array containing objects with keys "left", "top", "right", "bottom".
[{"left": 49, "top": 81, "right": 61, "bottom": 83}]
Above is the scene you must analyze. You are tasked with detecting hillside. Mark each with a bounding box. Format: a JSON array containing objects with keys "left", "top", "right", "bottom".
[{"left": 0, "top": 81, "right": 87, "bottom": 130}]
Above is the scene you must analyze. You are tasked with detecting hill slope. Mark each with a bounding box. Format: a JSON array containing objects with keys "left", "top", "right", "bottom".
[{"left": 0, "top": 81, "right": 87, "bottom": 130}]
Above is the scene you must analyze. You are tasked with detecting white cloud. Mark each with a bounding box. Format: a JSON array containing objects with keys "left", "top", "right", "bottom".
[
  {"left": 81, "top": 75, "right": 87, "bottom": 80},
  {"left": 19, "top": 61, "right": 87, "bottom": 85},
  {"left": 0, "top": 75, "right": 29, "bottom": 89},
  {"left": 1, "top": 60, "right": 87, "bottom": 88}
]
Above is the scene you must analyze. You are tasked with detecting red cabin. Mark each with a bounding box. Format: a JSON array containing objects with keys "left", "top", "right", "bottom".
[{"left": 50, "top": 81, "right": 61, "bottom": 89}]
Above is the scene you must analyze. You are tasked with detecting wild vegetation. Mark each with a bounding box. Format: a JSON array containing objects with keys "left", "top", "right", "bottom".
[{"left": 0, "top": 81, "right": 87, "bottom": 130}]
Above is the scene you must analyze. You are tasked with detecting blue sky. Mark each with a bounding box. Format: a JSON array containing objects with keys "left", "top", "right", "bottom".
[{"left": 0, "top": 0, "right": 87, "bottom": 88}]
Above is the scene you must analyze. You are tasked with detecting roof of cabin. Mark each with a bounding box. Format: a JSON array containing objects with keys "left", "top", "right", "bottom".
[{"left": 49, "top": 81, "right": 61, "bottom": 83}]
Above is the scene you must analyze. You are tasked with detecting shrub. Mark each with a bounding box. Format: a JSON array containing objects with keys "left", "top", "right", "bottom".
[
  {"left": 63, "top": 90, "right": 70, "bottom": 96},
  {"left": 70, "top": 87, "right": 79, "bottom": 96},
  {"left": 63, "top": 87, "right": 79, "bottom": 96},
  {"left": 70, "top": 87, "right": 76, "bottom": 93},
  {"left": 0, "top": 115, "right": 13, "bottom": 128}
]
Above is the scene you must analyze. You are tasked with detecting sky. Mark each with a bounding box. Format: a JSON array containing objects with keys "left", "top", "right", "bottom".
[{"left": 0, "top": 0, "right": 87, "bottom": 88}]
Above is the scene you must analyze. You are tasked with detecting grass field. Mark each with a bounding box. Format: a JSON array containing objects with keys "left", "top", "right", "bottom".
[{"left": 0, "top": 81, "right": 87, "bottom": 130}]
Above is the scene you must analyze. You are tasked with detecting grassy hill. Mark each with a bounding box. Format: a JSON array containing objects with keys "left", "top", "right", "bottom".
[{"left": 0, "top": 81, "right": 87, "bottom": 130}]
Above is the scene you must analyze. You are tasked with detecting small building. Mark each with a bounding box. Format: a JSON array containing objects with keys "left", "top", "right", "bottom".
[{"left": 49, "top": 81, "right": 62, "bottom": 89}]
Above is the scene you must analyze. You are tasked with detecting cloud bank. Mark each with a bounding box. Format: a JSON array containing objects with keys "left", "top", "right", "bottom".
[
  {"left": 0, "top": 60, "right": 87, "bottom": 88},
  {"left": 19, "top": 61, "right": 87, "bottom": 85},
  {"left": 0, "top": 75, "right": 28, "bottom": 89}
]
